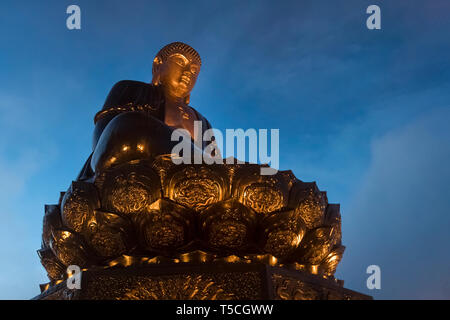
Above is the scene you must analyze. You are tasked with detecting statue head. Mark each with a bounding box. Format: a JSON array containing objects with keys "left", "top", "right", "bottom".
[{"left": 152, "top": 42, "right": 201, "bottom": 103}]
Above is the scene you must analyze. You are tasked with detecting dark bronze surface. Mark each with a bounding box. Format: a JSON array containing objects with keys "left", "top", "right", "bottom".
[
  {"left": 40, "top": 156, "right": 347, "bottom": 274},
  {"left": 36, "top": 42, "right": 370, "bottom": 300},
  {"left": 33, "top": 263, "right": 371, "bottom": 300}
]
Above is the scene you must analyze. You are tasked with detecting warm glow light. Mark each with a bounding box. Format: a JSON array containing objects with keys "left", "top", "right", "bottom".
[
  {"left": 223, "top": 255, "right": 241, "bottom": 263},
  {"left": 147, "top": 257, "right": 160, "bottom": 264},
  {"left": 311, "top": 265, "right": 319, "bottom": 274},
  {"left": 123, "top": 255, "right": 133, "bottom": 267},
  {"left": 108, "top": 260, "right": 118, "bottom": 267},
  {"left": 179, "top": 253, "right": 191, "bottom": 263},
  {"left": 292, "top": 262, "right": 305, "bottom": 271},
  {"left": 61, "top": 231, "right": 71, "bottom": 239},
  {"left": 149, "top": 199, "right": 162, "bottom": 210},
  {"left": 328, "top": 255, "right": 338, "bottom": 263},
  {"left": 137, "top": 144, "right": 144, "bottom": 152},
  {"left": 122, "top": 145, "right": 129, "bottom": 151},
  {"left": 291, "top": 234, "right": 302, "bottom": 246},
  {"left": 269, "top": 255, "right": 278, "bottom": 266}
]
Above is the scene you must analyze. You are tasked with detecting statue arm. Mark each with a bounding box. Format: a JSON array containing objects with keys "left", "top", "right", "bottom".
[{"left": 92, "top": 80, "right": 165, "bottom": 150}]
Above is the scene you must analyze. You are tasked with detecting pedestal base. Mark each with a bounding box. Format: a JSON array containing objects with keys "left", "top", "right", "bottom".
[{"left": 33, "top": 263, "right": 371, "bottom": 300}]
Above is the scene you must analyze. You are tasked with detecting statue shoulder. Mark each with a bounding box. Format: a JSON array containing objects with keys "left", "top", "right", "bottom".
[
  {"left": 108, "top": 80, "right": 153, "bottom": 93},
  {"left": 188, "top": 106, "right": 213, "bottom": 131},
  {"left": 93, "top": 81, "right": 165, "bottom": 150}
]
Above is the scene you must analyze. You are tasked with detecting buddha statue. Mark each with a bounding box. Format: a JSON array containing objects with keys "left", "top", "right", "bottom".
[
  {"left": 35, "top": 41, "right": 369, "bottom": 301},
  {"left": 77, "top": 42, "right": 213, "bottom": 180}
]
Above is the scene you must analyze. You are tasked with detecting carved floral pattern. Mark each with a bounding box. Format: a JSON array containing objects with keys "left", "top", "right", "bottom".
[
  {"left": 40, "top": 157, "right": 344, "bottom": 288},
  {"left": 172, "top": 178, "right": 221, "bottom": 210}
]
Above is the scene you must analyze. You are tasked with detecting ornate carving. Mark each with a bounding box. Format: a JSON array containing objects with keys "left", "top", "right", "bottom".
[
  {"left": 40, "top": 162, "right": 346, "bottom": 283},
  {"left": 199, "top": 199, "right": 257, "bottom": 251},
  {"left": 243, "top": 184, "right": 284, "bottom": 214},
  {"left": 233, "top": 168, "right": 292, "bottom": 214},
  {"left": 289, "top": 182, "right": 327, "bottom": 229},
  {"left": 166, "top": 165, "right": 228, "bottom": 210},
  {"left": 42, "top": 204, "right": 63, "bottom": 248},
  {"left": 100, "top": 163, "right": 161, "bottom": 216},
  {"left": 38, "top": 42, "right": 352, "bottom": 298},
  {"left": 293, "top": 226, "right": 338, "bottom": 265},
  {"left": 151, "top": 155, "right": 177, "bottom": 188},
  {"left": 120, "top": 275, "right": 234, "bottom": 300},
  {"left": 324, "top": 204, "right": 342, "bottom": 246},
  {"left": 49, "top": 229, "right": 90, "bottom": 267},
  {"left": 82, "top": 210, "right": 135, "bottom": 259},
  {"left": 133, "top": 198, "right": 195, "bottom": 252},
  {"left": 40, "top": 161, "right": 347, "bottom": 285},
  {"left": 260, "top": 210, "right": 307, "bottom": 259},
  {"left": 273, "top": 274, "right": 321, "bottom": 300},
  {"left": 173, "top": 177, "right": 220, "bottom": 209},
  {"left": 272, "top": 273, "right": 367, "bottom": 300},
  {"left": 61, "top": 181, "right": 100, "bottom": 233},
  {"left": 37, "top": 248, "right": 65, "bottom": 281},
  {"left": 319, "top": 245, "right": 345, "bottom": 276}
]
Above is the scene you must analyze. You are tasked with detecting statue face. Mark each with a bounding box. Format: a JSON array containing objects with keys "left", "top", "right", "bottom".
[{"left": 156, "top": 53, "right": 200, "bottom": 100}]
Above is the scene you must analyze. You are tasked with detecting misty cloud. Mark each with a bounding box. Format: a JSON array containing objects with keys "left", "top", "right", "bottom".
[{"left": 340, "top": 107, "right": 450, "bottom": 299}]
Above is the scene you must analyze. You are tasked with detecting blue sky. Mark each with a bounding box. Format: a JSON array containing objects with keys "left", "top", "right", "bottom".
[{"left": 0, "top": 0, "right": 449, "bottom": 299}]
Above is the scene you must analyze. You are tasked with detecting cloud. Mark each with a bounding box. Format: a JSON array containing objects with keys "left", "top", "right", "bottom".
[
  {"left": 0, "top": 93, "right": 57, "bottom": 299},
  {"left": 339, "top": 106, "right": 450, "bottom": 299}
]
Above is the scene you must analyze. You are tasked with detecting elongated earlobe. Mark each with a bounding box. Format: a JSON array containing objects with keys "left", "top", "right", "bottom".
[
  {"left": 152, "top": 74, "right": 161, "bottom": 86},
  {"left": 152, "top": 56, "right": 163, "bottom": 85},
  {"left": 184, "top": 95, "right": 190, "bottom": 104}
]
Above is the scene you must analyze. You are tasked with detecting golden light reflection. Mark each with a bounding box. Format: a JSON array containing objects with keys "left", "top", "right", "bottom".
[
  {"left": 328, "top": 255, "right": 338, "bottom": 263},
  {"left": 221, "top": 255, "right": 241, "bottom": 263},
  {"left": 252, "top": 254, "right": 278, "bottom": 266},
  {"left": 292, "top": 262, "right": 306, "bottom": 271},
  {"left": 291, "top": 234, "right": 303, "bottom": 247},
  {"left": 108, "top": 260, "right": 118, "bottom": 267},
  {"left": 147, "top": 257, "right": 160, "bottom": 264},
  {"left": 179, "top": 251, "right": 209, "bottom": 263},
  {"left": 61, "top": 231, "right": 71, "bottom": 240},
  {"left": 148, "top": 199, "right": 162, "bottom": 210},
  {"left": 311, "top": 265, "right": 319, "bottom": 275},
  {"left": 123, "top": 255, "right": 133, "bottom": 267}
]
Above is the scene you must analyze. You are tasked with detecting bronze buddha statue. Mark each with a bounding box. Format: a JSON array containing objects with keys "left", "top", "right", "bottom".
[
  {"left": 35, "top": 42, "right": 369, "bottom": 301},
  {"left": 77, "top": 42, "right": 213, "bottom": 180}
]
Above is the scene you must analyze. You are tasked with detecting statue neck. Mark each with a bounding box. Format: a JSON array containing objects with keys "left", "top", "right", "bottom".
[{"left": 165, "top": 95, "right": 187, "bottom": 106}]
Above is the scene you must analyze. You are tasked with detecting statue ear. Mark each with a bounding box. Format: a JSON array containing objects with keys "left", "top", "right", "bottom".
[
  {"left": 184, "top": 95, "right": 190, "bottom": 105},
  {"left": 152, "top": 56, "right": 163, "bottom": 85}
]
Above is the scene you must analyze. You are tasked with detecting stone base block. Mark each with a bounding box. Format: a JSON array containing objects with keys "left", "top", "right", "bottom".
[{"left": 33, "top": 263, "right": 371, "bottom": 300}]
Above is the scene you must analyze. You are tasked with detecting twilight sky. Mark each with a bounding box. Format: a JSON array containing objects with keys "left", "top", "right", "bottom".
[{"left": 0, "top": 0, "right": 449, "bottom": 299}]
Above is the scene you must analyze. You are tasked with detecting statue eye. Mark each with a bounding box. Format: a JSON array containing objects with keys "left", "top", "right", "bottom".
[
  {"left": 172, "top": 56, "right": 186, "bottom": 67},
  {"left": 190, "top": 66, "right": 199, "bottom": 75}
]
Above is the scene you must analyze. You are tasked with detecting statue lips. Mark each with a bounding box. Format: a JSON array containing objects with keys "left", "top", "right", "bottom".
[
  {"left": 177, "top": 75, "right": 191, "bottom": 94},
  {"left": 180, "top": 75, "right": 191, "bottom": 85}
]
